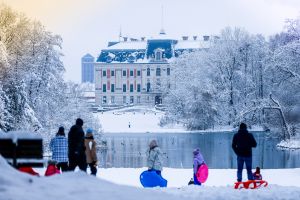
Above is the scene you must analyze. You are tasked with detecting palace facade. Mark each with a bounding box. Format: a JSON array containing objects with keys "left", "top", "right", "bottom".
[{"left": 91, "top": 33, "right": 212, "bottom": 106}]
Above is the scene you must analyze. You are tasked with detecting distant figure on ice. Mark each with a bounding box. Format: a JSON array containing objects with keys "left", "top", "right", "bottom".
[
  {"left": 232, "top": 123, "right": 257, "bottom": 182},
  {"left": 253, "top": 166, "right": 262, "bottom": 180},
  {"left": 49, "top": 126, "right": 68, "bottom": 172},
  {"left": 45, "top": 160, "right": 61, "bottom": 176},
  {"left": 84, "top": 128, "right": 98, "bottom": 176},
  {"left": 192, "top": 148, "right": 205, "bottom": 186},
  {"left": 68, "top": 118, "right": 87, "bottom": 172},
  {"left": 128, "top": 122, "right": 131, "bottom": 128},
  {"left": 146, "top": 139, "right": 163, "bottom": 176}
]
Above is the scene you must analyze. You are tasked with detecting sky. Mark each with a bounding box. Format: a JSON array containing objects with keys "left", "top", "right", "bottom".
[{"left": 2, "top": 0, "right": 300, "bottom": 83}]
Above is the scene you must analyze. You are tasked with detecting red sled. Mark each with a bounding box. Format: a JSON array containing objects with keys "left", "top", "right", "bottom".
[{"left": 234, "top": 180, "right": 268, "bottom": 189}]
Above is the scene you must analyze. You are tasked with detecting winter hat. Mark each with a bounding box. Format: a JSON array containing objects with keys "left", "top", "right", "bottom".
[
  {"left": 86, "top": 128, "right": 93, "bottom": 134},
  {"left": 239, "top": 123, "right": 247, "bottom": 130},
  {"left": 193, "top": 148, "right": 200, "bottom": 155},
  {"left": 149, "top": 139, "right": 158, "bottom": 149},
  {"left": 57, "top": 126, "right": 65, "bottom": 136},
  {"left": 76, "top": 118, "right": 84, "bottom": 126}
]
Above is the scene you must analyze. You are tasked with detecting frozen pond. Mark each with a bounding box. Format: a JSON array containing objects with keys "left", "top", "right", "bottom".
[{"left": 97, "top": 132, "right": 300, "bottom": 169}]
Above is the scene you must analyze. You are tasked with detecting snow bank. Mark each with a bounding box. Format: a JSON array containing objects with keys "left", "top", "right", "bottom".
[
  {"left": 277, "top": 140, "right": 300, "bottom": 149},
  {"left": 1, "top": 156, "right": 300, "bottom": 200}
]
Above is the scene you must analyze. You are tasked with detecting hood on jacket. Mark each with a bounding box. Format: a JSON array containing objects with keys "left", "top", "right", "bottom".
[
  {"left": 149, "top": 139, "right": 158, "bottom": 150},
  {"left": 193, "top": 148, "right": 200, "bottom": 156}
]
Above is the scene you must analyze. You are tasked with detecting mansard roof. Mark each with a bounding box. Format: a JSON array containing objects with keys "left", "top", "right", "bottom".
[{"left": 96, "top": 35, "right": 212, "bottom": 63}]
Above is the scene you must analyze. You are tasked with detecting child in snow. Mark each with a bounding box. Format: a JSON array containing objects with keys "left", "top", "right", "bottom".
[
  {"left": 84, "top": 128, "right": 98, "bottom": 176},
  {"left": 18, "top": 167, "right": 40, "bottom": 176},
  {"left": 45, "top": 160, "right": 61, "bottom": 176},
  {"left": 253, "top": 166, "right": 262, "bottom": 180},
  {"left": 146, "top": 139, "right": 163, "bottom": 176},
  {"left": 193, "top": 148, "right": 205, "bottom": 186}
]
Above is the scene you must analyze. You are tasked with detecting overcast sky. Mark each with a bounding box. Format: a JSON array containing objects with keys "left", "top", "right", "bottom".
[{"left": 3, "top": 0, "right": 300, "bottom": 82}]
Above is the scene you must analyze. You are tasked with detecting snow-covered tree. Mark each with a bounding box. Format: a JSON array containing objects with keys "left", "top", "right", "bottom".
[{"left": 0, "top": 4, "right": 101, "bottom": 136}]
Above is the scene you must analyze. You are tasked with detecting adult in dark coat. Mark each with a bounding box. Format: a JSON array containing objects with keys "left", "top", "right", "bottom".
[
  {"left": 232, "top": 123, "right": 257, "bottom": 182},
  {"left": 68, "top": 118, "right": 87, "bottom": 172}
]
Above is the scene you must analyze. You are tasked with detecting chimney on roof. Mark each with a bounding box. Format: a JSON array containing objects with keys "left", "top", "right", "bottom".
[
  {"left": 203, "top": 35, "right": 210, "bottom": 41},
  {"left": 182, "top": 36, "right": 188, "bottom": 41},
  {"left": 141, "top": 37, "right": 145, "bottom": 41},
  {"left": 193, "top": 36, "right": 197, "bottom": 41},
  {"left": 123, "top": 37, "right": 128, "bottom": 42}
]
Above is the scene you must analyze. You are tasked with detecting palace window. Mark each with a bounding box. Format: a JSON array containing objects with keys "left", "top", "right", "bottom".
[
  {"left": 123, "top": 84, "right": 126, "bottom": 92},
  {"left": 130, "top": 70, "right": 134, "bottom": 76},
  {"left": 111, "top": 96, "right": 115, "bottom": 104},
  {"left": 111, "top": 70, "right": 115, "bottom": 76},
  {"left": 137, "top": 70, "right": 141, "bottom": 76},
  {"left": 103, "top": 70, "right": 106, "bottom": 77},
  {"left": 130, "top": 84, "right": 134, "bottom": 92},
  {"left": 137, "top": 96, "right": 141, "bottom": 103},
  {"left": 167, "top": 68, "right": 170, "bottom": 76},
  {"left": 102, "top": 96, "right": 107, "bottom": 104},
  {"left": 103, "top": 84, "right": 106, "bottom": 92},
  {"left": 123, "top": 70, "right": 126, "bottom": 76},
  {"left": 147, "top": 68, "right": 150, "bottom": 76},
  {"left": 130, "top": 96, "right": 134, "bottom": 104},
  {"left": 137, "top": 84, "right": 141, "bottom": 92},
  {"left": 156, "top": 67, "right": 161, "bottom": 76},
  {"left": 111, "top": 84, "right": 115, "bottom": 92},
  {"left": 147, "top": 82, "right": 151, "bottom": 92}
]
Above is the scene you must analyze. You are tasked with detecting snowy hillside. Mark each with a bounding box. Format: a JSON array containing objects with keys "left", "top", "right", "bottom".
[{"left": 1, "top": 156, "right": 300, "bottom": 200}]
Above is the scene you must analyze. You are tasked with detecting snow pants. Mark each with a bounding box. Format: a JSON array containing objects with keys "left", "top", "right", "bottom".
[{"left": 237, "top": 156, "right": 253, "bottom": 182}]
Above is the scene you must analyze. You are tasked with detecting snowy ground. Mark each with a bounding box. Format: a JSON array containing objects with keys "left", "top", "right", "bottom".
[
  {"left": 95, "top": 106, "right": 263, "bottom": 133},
  {"left": 1, "top": 156, "right": 300, "bottom": 200},
  {"left": 95, "top": 106, "right": 186, "bottom": 133}
]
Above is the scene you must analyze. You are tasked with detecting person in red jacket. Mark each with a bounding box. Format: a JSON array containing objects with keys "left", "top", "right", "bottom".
[{"left": 45, "top": 160, "right": 61, "bottom": 176}]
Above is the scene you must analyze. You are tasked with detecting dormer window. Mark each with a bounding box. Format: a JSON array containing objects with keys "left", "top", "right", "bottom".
[{"left": 154, "top": 48, "right": 163, "bottom": 61}]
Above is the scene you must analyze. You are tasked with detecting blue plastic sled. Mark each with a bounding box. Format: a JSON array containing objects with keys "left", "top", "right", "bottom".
[{"left": 140, "top": 170, "right": 168, "bottom": 188}]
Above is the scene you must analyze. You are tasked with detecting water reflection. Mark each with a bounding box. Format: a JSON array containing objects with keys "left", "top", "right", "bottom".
[{"left": 97, "top": 132, "right": 300, "bottom": 169}]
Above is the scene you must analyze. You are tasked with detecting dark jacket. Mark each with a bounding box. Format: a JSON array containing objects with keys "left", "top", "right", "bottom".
[
  {"left": 232, "top": 129, "right": 257, "bottom": 157},
  {"left": 68, "top": 124, "right": 85, "bottom": 156}
]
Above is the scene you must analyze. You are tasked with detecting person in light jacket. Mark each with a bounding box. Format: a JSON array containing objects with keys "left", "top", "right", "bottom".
[
  {"left": 193, "top": 148, "right": 205, "bottom": 185},
  {"left": 146, "top": 139, "right": 163, "bottom": 176},
  {"left": 84, "top": 128, "right": 98, "bottom": 175}
]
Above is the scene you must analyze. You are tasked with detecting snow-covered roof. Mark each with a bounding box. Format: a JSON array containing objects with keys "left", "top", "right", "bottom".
[
  {"left": 175, "top": 40, "right": 210, "bottom": 49},
  {"left": 97, "top": 35, "right": 213, "bottom": 63},
  {"left": 106, "top": 41, "right": 147, "bottom": 50}
]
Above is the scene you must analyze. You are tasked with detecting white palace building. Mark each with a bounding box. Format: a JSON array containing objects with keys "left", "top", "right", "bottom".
[{"left": 83, "top": 31, "right": 213, "bottom": 106}]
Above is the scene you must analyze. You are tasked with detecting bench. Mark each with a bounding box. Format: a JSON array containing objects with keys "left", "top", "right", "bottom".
[{"left": 0, "top": 131, "right": 44, "bottom": 168}]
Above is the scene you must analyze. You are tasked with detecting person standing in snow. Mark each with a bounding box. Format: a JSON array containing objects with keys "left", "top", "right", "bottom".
[
  {"left": 49, "top": 126, "right": 68, "bottom": 172},
  {"left": 192, "top": 148, "right": 205, "bottom": 186},
  {"left": 84, "top": 128, "right": 98, "bottom": 176},
  {"left": 68, "top": 118, "right": 87, "bottom": 172},
  {"left": 146, "top": 139, "right": 163, "bottom": 176},
  {"left": 232, "top": 123, "right": 257, "bottom": 182}
]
